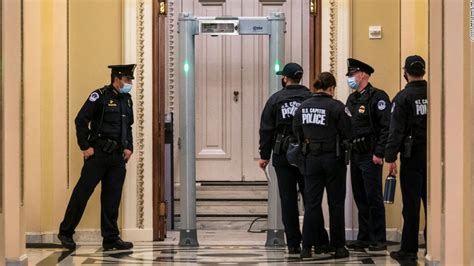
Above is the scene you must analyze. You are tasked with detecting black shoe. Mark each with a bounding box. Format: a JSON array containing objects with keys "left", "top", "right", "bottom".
[
  {"left": 346, "top": 240, "right": 369, "bottom": 249},
  {"left": 334, "top": 247, "right": 350, "bottom": 259},
  {"left": 390, "top": 250, "right": 418, "bottom": 261},
  {"left": 288, "top": 246, "right": 301, "bottom": 254},
  {"left": 103, "top": 239, "right": 134, "bottom": 250},
  {"left": 314, "top": 244, "right": 332, "bottom": 254},
  {"left": 300, "top": 247, "right": 312, "bottom": 259},
  {"left": 58, "top": 234, "right": 76, "bottom": 250},
  {"left": 368, "top": 242, "right": 387, "bottom": 251}
]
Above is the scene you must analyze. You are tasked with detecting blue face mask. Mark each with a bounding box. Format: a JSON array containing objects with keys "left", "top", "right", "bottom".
[
  {"left": 120, "top": 83, "right": 133, "bottom": 94},
  {"left": 347, "top": 77, "right": 359, "bottom": 90}
]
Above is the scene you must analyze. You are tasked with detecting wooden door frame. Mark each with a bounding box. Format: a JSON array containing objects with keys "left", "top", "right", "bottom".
[
  {"left": 309, "top": 0, "right": 322, "bottom": 81},
  {"left": 152, "top": 0, "right": 167, "bottom": 241}
]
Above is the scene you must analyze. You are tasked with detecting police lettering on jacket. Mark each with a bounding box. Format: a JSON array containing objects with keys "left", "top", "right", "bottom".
[
  {"left": 280, "top": 101, "right": 301, "bottom": 119},
  {"left": 301, "top": 108, "right": 327, "bottom": 126},
  {"left": 293, "top": 93, "right": 352, "bottom": 144},
  {"left": 385, "top": 80, "right": 428, "bottom": 162},
  {"left": 414, "top": 99, "right": 427, "bottom": 115},
  {"left": 259, "top": 85, "right": 311, "bottom": 160}
]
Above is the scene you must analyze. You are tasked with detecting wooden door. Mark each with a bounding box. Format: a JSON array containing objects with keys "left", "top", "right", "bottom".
[{"left": 179, "top": 0, "right": 309, "bottom": 181}]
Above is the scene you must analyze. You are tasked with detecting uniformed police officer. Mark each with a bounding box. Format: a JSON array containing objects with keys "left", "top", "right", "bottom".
[
  {"left": 58, "top": 64, "right": 136, "bottom": 251},
  {"left": 345, "top": 58, "right": 391, "bottom": 251},
  {"left": 259, "top": 63, "right": 320, "bottom": 254},
  {"left": 293, "top": 72, "right": 352, "bottom": 259},
  {"left": 386, "top": 55, "right": 428, "bottom": 261}
]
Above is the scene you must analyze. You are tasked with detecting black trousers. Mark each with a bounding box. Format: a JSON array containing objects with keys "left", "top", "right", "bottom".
[
  {"left": 400, "top": 146, "right": 427, "bottom": 252},
  {"left": 302, "top": 152, "right": 346, "bottom": 248},
  {"left": 59, "top": 149, "right": 126, "bottom": 242},
  {"left": 274, "top": 161, "right": 305, "bottom": 248},
  {"left": 351, "top": 152, "right": 386, "bottom": 242}
]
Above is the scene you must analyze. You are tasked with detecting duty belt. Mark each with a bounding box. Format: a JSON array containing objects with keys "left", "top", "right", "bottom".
[{"left": 304, "top": 141, "right": 336, "bottom": 155}]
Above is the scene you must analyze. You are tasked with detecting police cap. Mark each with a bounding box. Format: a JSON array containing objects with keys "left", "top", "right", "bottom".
[
  {"left": 403, "top": 55, "right": 425, "bottom": 76},
  {"left": 346, "top": 58, "right": 374, "bottom": 76},
  {"left": 276, "top": 62, "right": 304, "bottom": 79},
  {"left": 108, "top": 64, "right": 136, "bottom": 79}
]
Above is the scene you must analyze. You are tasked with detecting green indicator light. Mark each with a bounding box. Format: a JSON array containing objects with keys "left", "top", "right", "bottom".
[
  {"left": 274, "top": 63, "right": 280, "bottom": 73},
  {"left": 184, "top": 62, "right": 190, "bottom": 73}
]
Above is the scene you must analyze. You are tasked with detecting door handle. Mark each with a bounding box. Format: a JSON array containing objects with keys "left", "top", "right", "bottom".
[{"left": 233, "top": 91, "right": 240, "bottom": 102}]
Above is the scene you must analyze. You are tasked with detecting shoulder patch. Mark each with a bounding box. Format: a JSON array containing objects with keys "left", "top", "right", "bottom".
[
  {"left": 89, "top": 92, "right": 100, "bottom": 102},
  {"left": 377, "top": 100, "right": 386, "bottom": 111},
  {"left": 344, "top": 107, "right": 352, "bottom": 117}
]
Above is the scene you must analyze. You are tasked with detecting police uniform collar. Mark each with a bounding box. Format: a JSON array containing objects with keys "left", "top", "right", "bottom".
[
  {"left": 285, "top": 84, "right": 305, "bottom": 90},
  {"left": 313, "top": 92, "right": 333, "bottom": 98},
  {"left": 107, "top": 85, "right": 120, "bottom": 95},
  {"left": 359, "top": 83, "right": 374, "bottom": 95},
  {"left": 406, "top": 80, "right": 427, "bottom": 87}
]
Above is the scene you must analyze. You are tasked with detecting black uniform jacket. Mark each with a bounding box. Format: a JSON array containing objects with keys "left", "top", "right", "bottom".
[
  {"left": 75, "top": 85, "right": 134, "bottom": 152},
  {"left": 293, "top": 92, "right": 352, "bottom": 146},
  {"left": 385, "top": 80, "right": 427, "bottom": 162},
  {"left": 259, "top": 85, "right": 311, "bottom": 160},
  {"left": 346, "top": 83, "right": 391, "bottom": 158}
]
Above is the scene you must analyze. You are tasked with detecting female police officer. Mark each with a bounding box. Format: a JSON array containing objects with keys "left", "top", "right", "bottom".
[{"left": 293, "top": 72, "right": 352, "bottom": 259}]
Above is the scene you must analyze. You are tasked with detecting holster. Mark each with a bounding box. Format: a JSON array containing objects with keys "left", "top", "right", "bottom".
[
  {"left": 273, "top": 134, "right": 284, "bottom": 155},
  {"left": 402, "top": 136, "right": 414, "bottom": 158},
  {"left": 102, "top": 139, "right": 119, "bottom": 154},
  {"left": 343, "top": 140, "right": 352, "bottom": 165},
  {"left": 273, "top": 134, "right": 291, "bottom": 155},
  {"left": 93, "top": 137, "right": 120, "bottom": 154}
]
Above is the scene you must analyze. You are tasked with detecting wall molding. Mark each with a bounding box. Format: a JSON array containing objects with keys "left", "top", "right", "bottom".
[
  {"left": 167, "top": 0, "right": 176, "bottom": 112},
  {"left": 135, "top": 0, "right": 146, "bottom": 230}
]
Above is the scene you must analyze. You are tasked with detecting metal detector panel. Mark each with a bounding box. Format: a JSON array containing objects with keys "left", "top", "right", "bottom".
[{"left": 199, "top": 20, "right": 239, "bottom": 35}]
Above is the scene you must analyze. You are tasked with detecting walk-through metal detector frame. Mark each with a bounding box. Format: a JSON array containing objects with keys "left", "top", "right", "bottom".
[{"left": 178, "top": 12, "right": 286, "bottom": 247}]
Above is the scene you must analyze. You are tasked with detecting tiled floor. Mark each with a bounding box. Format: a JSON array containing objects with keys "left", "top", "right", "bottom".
[{"left": 28, "top": 231, "right": 425, "bottom": 265}]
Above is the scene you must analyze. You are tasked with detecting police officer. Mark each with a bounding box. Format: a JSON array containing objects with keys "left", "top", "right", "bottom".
[
  {"left": 293, "top": 72, "right": 352, "bottom": 259},
  {"left": 345, "top": 58, "right": 391, "bottom": 251},
  {"left": 386, "top": 55, "right": 428, "bottom": 261},
  {"left": 58, "top": 64, "right": 136, "bottom": 251},
  {"left": 258, "top": 63, "right": 319, "bottom": 254}
]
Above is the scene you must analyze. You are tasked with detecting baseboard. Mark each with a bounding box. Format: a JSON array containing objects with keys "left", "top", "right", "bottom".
[
  {"left": 345, "top": 228, "right": 402, "bottom": 242},
  {"left": 425, "top": 255, "right": 440, "bottom": 265},
  {"left": 27, "top": 228, "right": 153, "bottom": 244},
  {"left": 121, "top": 228, "right": 153, "bottom": 241},
  {"left": 6, "top": 254, "right": 28, "bottom": 266}
]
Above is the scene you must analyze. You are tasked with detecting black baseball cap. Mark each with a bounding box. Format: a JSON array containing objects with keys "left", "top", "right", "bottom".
[
  {"left": 108, "top": 64, "right": 136, "bottom": 79},
  {"left": 346, "top": 58, "right": 374, "bottom": 76},
  {"left": 276, "top": 63, "right": 304, "bottom": 79},
  {"left": 403, "top": 55, "right": 425, "bottom": 75}
]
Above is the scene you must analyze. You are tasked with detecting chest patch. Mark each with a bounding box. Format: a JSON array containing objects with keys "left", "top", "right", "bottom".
[
  {"left": 358, "top": 105, "right": 366, "bottom": 114},
  {"left": 108, "top": 100, "right": 117, "bottom": 107}
]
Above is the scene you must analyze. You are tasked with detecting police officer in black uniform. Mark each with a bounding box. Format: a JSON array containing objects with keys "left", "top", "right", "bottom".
[
  {"left": 345, "top": 58, "right": 391, "bottom": 251},
  {"left": 259, "top": 63, "right": 321, "bottom": 254},
  {"left": 386, "top": 55, "right": 428, "bottom": 261},
  {"left": 293, "top": 72, "right": 352, "bottom": 259},
  {"left": 58, "top": 64, "right": 136, "bottom": 251}
]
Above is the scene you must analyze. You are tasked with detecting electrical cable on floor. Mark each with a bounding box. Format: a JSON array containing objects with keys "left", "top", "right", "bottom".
[{"left": 247, "top": 217, "right": 267, "bottom": 233}]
